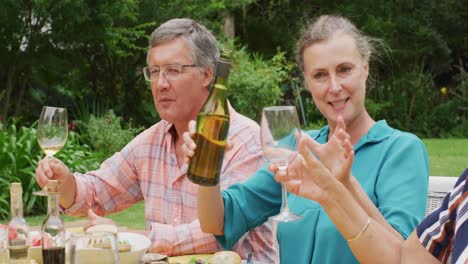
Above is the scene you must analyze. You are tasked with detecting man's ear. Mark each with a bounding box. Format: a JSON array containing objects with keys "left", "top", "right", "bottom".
[{"left": 202, "top": 67, "right": 214, "bottom": 88}]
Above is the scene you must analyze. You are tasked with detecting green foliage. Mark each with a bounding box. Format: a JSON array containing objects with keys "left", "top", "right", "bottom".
[
  {"left": 77, "top": 110, "right": 143, "bottom": 160},
  {"left": 0, "top": 120, "right": 101, "bottom": 220},
  {"left": 0, "top": 0, "right": 466, "bottom": 136},
  {"left": 228, "top": 46, "right": 293, "bottom": 121},
  {"left": 0, "top": 121, "right": 42, "bottom": 219},
  {"left": 0, "top": 0, "right": 154, "bottom": 125},
  {"left": 438, "top": 63, "right": 468, "bottom": 137}
]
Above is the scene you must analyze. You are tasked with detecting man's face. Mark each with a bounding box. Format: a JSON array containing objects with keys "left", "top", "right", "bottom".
[{"left": 147, "top": 38, "right": 212, "bottom": 126}]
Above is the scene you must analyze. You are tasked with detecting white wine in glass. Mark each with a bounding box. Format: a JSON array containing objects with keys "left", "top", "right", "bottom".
[
  {"left": 261, "top": 106, "right": 302, "bottom": 222},
  {"left": 35, "top": 106, "right": 68, "bottom": 196}
]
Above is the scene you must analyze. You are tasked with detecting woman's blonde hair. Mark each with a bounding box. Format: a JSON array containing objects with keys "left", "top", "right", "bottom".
[{"left": 296, "top": 15, "right": 379, "bottom": 70}]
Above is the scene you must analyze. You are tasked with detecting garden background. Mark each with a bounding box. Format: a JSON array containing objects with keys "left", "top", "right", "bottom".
[{"left": 0, "top": 0, "right": 467, "bottom": 220}]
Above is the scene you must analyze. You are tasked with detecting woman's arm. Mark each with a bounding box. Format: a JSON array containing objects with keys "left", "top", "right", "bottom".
[
  {"left": 400, "top": 233, "right": 441, "bottom": 264},
  {"left": 278, "top": 132, "right": 433, "bottom": 263},
  {"left": 343, "top": 175, "right": 403, "bottom": 239},
  {"left": 183, "top": 120, "right": 226, "bottom": 235},
  {"left": 300, "top": 118, "right": 400, "bottom": 238},
  {"left": 304, "top": 121, "right": 427, "bottom": 241},
  {"left": 198, "top": 185, "right": 225, "bottom": 235},
  {"left": 288, "top": 136, "right": 404, "bottom": 263}
]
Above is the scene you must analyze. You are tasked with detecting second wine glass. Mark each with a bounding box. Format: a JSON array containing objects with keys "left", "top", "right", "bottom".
[
  {"left": 261, "top": 106, "right": 302, "bottom": 222},
  {"left": 35, "top": 106, "right": 68, "bottom": 196}
]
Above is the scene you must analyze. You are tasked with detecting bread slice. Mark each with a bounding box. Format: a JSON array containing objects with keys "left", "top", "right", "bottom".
[
  {"left": 212, "top": 251, "right": 241, "bottom": 264},
  {"left": 117, "top": 239, "right": 132, "bottom": 252}
]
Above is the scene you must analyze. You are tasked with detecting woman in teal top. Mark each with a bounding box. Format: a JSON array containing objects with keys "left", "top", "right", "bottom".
[
  {"left": 218, "top": 120, "right": 428, "bottom": 263},
  {"left": 185, "top": 15, "right": 429, "bottom": 263}
]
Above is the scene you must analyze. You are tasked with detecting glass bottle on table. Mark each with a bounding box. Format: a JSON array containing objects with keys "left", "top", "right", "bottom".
[
  {"left": 7, "top": 182, "right": 30, "bottom": 264},
  {"left": 187, "top": 49, "right": 232, "bottom": 186},
  {"left": 41, "top": 180, "right": 66, "bottom": 264},
  {"left": 0, "top": 226, "right": 8, "bottom": 263}
]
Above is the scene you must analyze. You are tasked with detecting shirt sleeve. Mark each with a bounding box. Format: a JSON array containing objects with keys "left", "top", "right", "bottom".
[
  {"left": 64, "top": 136, "right": 143, "bottom": 216},
  {"left": 148, "top": 219, "right": 222, "bottom": 256},
  {"left": 374, "top": 133, "right": 430, "bottom": 239},
  {"left": 417, "top": 169, "right": 468, "bottom": 263}
]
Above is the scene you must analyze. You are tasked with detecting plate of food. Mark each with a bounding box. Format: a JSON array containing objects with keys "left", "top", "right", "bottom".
[
  {"left": 118, "top": 232, "right": 151, "bottom": 264},
  {"left": 29, "top": 230, "right": 150, "bottom": 264},
  {"left": 168, "top": 251, "right": 241, "bottom": 264}
]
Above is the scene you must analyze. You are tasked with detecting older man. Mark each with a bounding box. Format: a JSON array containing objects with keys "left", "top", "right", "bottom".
[{"left": 35, "top": 18, "right": 276, "bottom": 262}]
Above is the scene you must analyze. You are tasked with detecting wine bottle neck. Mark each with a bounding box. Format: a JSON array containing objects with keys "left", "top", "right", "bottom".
[
  {"left": 10, "top": 192, "right": 23, "bottom": 218},
  {"left": 47, "top": 193, "right": 60, "bottom": 216}
]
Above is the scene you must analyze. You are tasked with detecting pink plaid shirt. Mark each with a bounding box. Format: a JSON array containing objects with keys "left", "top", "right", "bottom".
[{"left": 65, "top": 106, "right": 277, "bottom": 262}]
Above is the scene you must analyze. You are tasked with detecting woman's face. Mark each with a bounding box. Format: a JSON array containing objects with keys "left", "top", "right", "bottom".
[{"left": 302, "top": 33, "right": 369, "bottom": 127}]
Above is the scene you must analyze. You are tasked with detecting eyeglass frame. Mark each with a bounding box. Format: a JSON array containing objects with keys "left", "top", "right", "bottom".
[{"left": 143, "top": 64, "right": 197, "bottom": 82}]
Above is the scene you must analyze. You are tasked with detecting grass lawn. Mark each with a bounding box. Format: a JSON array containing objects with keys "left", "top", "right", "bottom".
[
  {"left": 21, "top": 138, "right": 467, "bottom": 229},
  {"left": 423, "top": 138, "right": 468, "bottom": 177},
  {"left": 25, "top": 201, "right": 146, "bottom": 230}
]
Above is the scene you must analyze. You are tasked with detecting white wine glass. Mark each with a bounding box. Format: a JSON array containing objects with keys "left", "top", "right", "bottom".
[
  {"left": 34, "top": 106, "right": 68, "bottom": 196},
  {"left": 261, "top": 106, "right": 302, "bottom": 222}
]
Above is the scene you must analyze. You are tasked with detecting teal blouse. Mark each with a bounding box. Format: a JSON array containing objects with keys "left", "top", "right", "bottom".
[{"left": 217, "top": 120, "right": 429, "bottom": 263}]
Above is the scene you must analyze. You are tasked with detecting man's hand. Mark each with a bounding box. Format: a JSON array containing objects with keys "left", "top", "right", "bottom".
[
  {"left": 182, "top": 120, "right": 233, "bottom": 164},
  {"left": 181, "top": 120, "right": 197, "bottom": 164},
  {"left": 35, "top": 157, "right": 73, "bottom": 188},
  {"left": 35, "top": 157, "right": 76, "bottom": 208},
  {"left": 84, "top": 209, "right": 118, "bottom": 233}
]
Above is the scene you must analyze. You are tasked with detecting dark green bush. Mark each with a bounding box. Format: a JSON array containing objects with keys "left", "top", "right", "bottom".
[
  {"left": 77, "top": 110, "right": 144, "bottom": 160},
  {"left": 227, "top": 46, "right": 293, "bottom": 121}
]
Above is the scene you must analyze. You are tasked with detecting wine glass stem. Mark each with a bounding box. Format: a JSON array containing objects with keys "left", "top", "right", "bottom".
[
  {"left": 278, "top": 167, "right": 291, "bottom": 212},
  {"left": 281, "top": 183, "right": 290, "bottom": 212}
]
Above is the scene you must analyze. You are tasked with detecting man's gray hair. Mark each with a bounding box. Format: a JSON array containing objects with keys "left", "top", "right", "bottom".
[{"left": 148, "top": 18, "right": 219, "bottom": 72}]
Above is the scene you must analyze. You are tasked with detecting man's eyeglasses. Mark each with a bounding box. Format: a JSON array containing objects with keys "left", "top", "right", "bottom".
[{"left": 143, "top": 64, "right": 197, "bottom": 82}]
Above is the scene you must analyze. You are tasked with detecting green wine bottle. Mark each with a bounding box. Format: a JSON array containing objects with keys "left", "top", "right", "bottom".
[{"left": 187, "top": 49, "right": 232, "bottom": 186}]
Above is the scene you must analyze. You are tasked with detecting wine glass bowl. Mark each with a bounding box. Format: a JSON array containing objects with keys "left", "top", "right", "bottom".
[
  {"left": 37, "top": 106, "right": 68, "bottom": 157},
  {"left": 34, "top": 106, "right": 68, "bottom": 196},
  {"left": 261, "top": 106, "right": 302, "bottom": 222}
]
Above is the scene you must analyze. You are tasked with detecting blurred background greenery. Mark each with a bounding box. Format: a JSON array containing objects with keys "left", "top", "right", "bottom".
[{"left": 0, "top": 0, "right": 467, "bottom": 220}]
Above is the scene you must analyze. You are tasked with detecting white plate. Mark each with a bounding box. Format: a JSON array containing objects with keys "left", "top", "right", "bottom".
[
  {"left": 118, "top": 232, "right": 151, "bottom": 264},
  {"left": 29, "top": 231, "right": 150, "bottom": 264}
]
